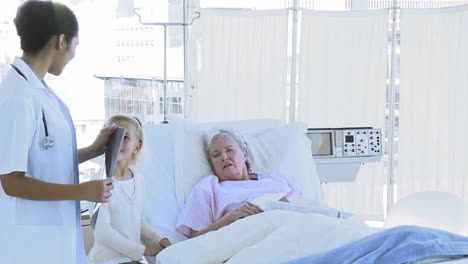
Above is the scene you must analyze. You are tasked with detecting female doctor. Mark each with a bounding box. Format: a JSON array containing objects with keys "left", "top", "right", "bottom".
[{"left": 0, "top": 1, "right": 115, "bottom": 263}]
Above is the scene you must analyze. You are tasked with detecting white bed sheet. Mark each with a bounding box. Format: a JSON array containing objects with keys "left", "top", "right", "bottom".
[
  {"left": 155, "top": 207, "right": 468, "bottom": 264},
  {"left": 156, "top": 209, "right": 378, "bottom": 264}
]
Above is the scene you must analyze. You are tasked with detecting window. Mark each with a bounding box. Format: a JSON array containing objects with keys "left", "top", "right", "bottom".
[{"left": 160, "top": 96, "right": 183, "bottom": 115}]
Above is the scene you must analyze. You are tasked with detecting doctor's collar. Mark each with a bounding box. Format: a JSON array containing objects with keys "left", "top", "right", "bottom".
[{"left": 18, "top": 57, "right": 46, "bottom": 81}]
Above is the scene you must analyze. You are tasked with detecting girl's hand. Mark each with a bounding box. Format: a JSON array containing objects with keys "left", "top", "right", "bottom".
[
  {"left": 144, "top": 242, "right": 163, "bottom": 256},
  {"left": 227, "top": 201, "right": 263, "bottom": 223},
  {"left": 90, "top": 124, "right": 117, "bottom": 155},
  {"left": 159, "top": 238, "right": 172, "bottom": 249}
]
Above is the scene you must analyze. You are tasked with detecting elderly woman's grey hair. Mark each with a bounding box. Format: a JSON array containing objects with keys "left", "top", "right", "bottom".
[{"left": 204, "top": 128, "right": 251, "bottom": 171}]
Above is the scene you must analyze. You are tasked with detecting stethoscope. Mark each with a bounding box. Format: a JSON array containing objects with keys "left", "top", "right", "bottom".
[{"left": 11, "top": 64, "right": 54, "bottom": 150}]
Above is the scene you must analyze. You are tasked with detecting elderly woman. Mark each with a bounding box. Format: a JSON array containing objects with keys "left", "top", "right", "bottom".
[{"left": 175, "top": 128, "right": 299, "bottom": 238}]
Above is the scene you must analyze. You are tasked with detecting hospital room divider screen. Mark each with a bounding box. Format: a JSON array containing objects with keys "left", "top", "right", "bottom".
[
  {"left": 398, "top": 7, "right": 468, "bottom": 203},
  {"left": 297, "top": 9, "right": 389, "bottom": 218},
  {"left": 186, "top": 9, "right": 289, "bottom": 123}
]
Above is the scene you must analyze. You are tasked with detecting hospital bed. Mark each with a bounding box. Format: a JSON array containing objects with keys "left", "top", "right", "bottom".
[{"left": 132, "top": 116, "right": 468, "bottom": 264}]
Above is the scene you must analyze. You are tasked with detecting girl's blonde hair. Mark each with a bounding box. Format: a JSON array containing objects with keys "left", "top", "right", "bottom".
[{"left": 105, "top": 115, "right": 144, "bottom": 162}]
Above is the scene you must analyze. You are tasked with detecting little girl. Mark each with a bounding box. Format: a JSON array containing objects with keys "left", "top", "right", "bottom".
[{"left": 88, "top": 115, "right": 171, "bottom": 264}]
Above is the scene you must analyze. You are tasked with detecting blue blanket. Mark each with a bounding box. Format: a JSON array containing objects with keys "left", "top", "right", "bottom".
[{"left": 287, "top": 225, "right": 468, "bottom": 264}]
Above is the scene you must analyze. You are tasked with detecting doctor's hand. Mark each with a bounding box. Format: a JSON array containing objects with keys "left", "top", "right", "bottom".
[
  {"left": 90, "top": 124, "right": 118, "bottom": 156},
  {"left": 80, "top": 178, "right": 113, "bottom": 202}
]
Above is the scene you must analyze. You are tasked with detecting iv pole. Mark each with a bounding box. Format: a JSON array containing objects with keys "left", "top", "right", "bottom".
[
  {"left": 386, "top": 0, "right": 399, "bottom": 213},
  {"left": 133, "top": 8, "right": 200, "bottom": 124}
]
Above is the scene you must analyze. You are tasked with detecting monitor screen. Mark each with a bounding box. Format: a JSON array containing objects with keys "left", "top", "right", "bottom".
[{"left": 307, "top": 132, "right": 333, "bottom": 156}]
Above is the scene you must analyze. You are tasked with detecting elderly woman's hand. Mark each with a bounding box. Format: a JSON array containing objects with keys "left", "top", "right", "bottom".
[
  {"left": 227, "top": 201, "right": 264, "bottom": 223},
  {"left": 188, "top": 201, "right": 265, "bottom": 238}
]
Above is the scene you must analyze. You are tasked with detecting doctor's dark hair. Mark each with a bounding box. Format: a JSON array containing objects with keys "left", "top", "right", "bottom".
[
  {"left": 14, "top": 1, "right": 78, "bottom": 53},
  {"left": 204, "top": 128, "right": 251, "bottom": 172},
  {"left": 105, "top": 115, "right": 144, "bottom": 163}
]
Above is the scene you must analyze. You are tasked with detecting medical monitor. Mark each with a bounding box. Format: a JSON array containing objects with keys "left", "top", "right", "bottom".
[
  {"left": 306, "top": 127, "right": 382, "bottom": 183},
  {"left": 306, "top": 127, "right": 381, "bottom": 158}
]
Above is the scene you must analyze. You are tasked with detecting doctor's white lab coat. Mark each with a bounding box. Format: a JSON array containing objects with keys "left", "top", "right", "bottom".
[{"left": 0, "top": 57, "right": 88, "bottom": 264}]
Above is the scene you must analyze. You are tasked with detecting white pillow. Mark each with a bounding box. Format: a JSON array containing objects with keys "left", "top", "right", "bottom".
[
  {"left": 138, "top": 124, "right": 186, "bottom": 243},
  {"left": 244, "top": 122, "right": 323, "bottom": 204},
  {"left": 170, "top": 116, "right": 324, "bottom": 208}
]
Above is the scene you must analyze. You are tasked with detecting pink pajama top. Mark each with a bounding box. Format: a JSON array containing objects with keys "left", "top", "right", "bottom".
[{"left": 176, "top": 171, "right": 298, "bottom": 236}]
